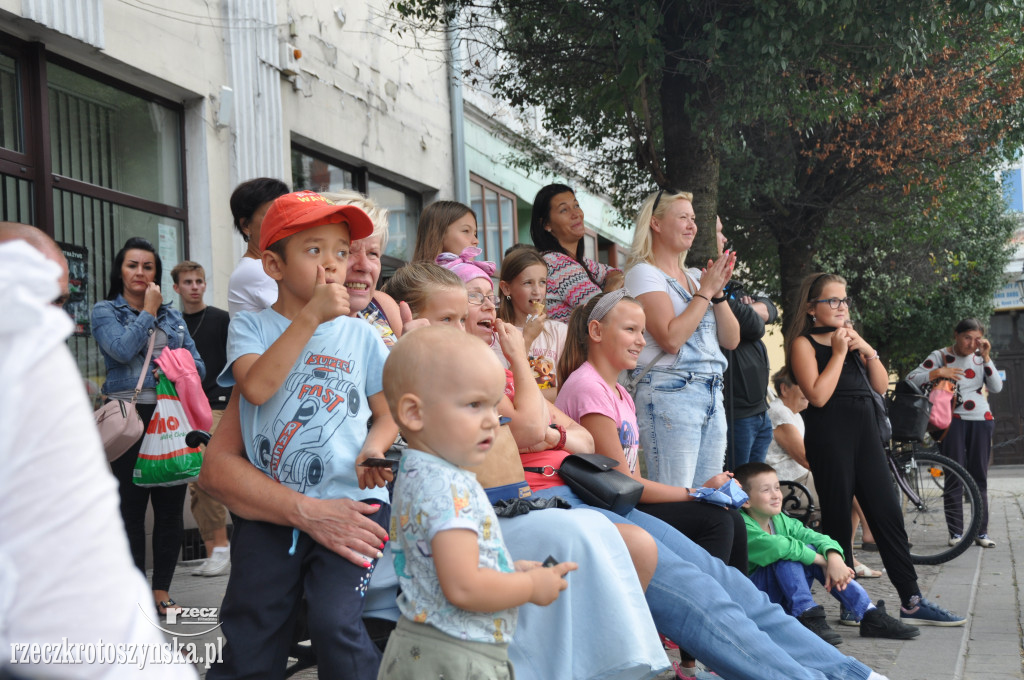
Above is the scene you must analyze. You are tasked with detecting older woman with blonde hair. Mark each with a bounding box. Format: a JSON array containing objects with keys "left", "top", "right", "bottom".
[{"left": 624, "top": 189, "right": 739, "bottom": 488}]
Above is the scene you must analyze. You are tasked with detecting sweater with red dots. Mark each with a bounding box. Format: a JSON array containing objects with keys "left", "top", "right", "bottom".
[{"left": 907, "top": 348, "right": 1003, "bottom": 421}]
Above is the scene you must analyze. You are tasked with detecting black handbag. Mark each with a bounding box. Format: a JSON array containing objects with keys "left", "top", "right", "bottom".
[
  {"left": 887, "top": 380, "right": 932, "bottom": 442},
  {"left": 525, "top": 453, "right": 644, "bottom": 516},
  {"left": 851, "top": 352, "right": 893, "bottom": 443}
]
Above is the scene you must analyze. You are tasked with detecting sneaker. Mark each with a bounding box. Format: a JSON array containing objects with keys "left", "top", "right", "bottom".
[
  {"left": 948, "top": 534, "right": 962, "bottom": 547},
  {"left": 900, "top": 597, "right": 965, "bottom": 627},
  {"left": 861, "top": 604, "right": 920, "bottom": 639},
  {"left": 839, "top": 604, "right": 860, "bottom": 627},
  {"left": 798, "top": 605, "right": 843, "bottom": 645},
  {"left": 194, "top": 549, "right": 230, "bottom": 577},
  {"left": 975, "top": 534, "right": 996, "bottom": 548}
]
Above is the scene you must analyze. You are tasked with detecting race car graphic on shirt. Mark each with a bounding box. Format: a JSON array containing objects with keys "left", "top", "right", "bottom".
[{"left": 250, "top": 350, "right": 360, "bottom": 493}]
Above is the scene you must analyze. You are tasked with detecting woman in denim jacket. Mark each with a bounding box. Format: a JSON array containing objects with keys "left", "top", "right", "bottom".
[
  {"left": 624, "top": 190, "right": 739, "bottom": 488},
  {"left": 91, "top": 237, "right": 205, "bottom": 616}
]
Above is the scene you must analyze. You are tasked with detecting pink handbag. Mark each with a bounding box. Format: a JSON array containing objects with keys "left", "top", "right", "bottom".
[
  {"left": 928, "top": 379, "right": 956, "bottom": 432},
  {"left": 95, "top": 333, "right": 156, "bottom": 461},
  {"left": 154, "top": 348, "right": 212, "bottom": 432}
]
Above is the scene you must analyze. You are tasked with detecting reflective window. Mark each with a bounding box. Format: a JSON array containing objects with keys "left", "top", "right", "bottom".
[
  {"left": 0, "top": 53, "right": 23, "bottom": 153},
  {"left": 469, "top": 174, "right": 517, "bottom": 262},
  {"left": 291, "top": 145, "right": 422, "bottom": 263},
  {"left": 47, "top": 63, "right": 183, "bottom": 207},
  {"left": 291, "top": 148, "right": 355, "bottom": 193}
]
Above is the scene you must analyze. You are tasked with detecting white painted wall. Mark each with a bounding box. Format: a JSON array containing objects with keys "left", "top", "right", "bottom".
[{"left": 0, "top": 0, "right": 456, "bottom": 306}]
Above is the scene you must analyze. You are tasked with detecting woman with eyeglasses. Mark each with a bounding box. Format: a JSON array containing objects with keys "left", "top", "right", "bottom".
[
  {"left": 530, "top": 184, "right": 624, "bottom": 322},
  {"left": 623, "top": 189, "right": 739, "bottom": 489},
  {"left": 785, "top": 273, "right": 965, "bottom": 629}
]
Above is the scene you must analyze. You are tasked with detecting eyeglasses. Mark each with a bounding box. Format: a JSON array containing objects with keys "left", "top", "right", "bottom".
[
  {"left": 812, "top": 297, "right": 853, "bottom": 310},
  {"left": 467, "top": 292, "right": 501, "bottom": 307}
]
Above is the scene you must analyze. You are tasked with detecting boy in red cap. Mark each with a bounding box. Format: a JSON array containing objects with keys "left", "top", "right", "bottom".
[{"left": 211, "top": 190, "right": 398, "bottom": 679}]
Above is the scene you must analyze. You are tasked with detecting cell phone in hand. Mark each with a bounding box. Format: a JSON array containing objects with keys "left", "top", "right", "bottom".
[{"left": 359, "top": 458, "right": 399, "bottom": 470}]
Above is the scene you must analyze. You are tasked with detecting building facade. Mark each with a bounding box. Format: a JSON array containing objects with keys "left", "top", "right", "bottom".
[{"left": 0, "top": 0, "right": 458, "bottom": 394}]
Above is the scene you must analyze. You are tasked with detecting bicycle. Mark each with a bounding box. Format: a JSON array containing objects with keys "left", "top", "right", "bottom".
[
  {"left": 885, "top": 437, "right": 982, "bottom": 565},
  {"left": 779, "top": 438, "right": 982, "bottom": 565}
]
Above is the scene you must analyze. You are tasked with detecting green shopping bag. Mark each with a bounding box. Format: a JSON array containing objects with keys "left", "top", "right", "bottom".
[{"left": 133, "top": 370, "right": 203, "bottom": 487}]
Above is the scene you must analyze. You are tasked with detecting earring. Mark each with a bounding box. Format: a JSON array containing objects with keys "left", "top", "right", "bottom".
[
  {"left": 505, "top": 295, "right": 511, "bottom": 300},
  {"left": 811, "top": 316, "right": 817, "bottom": 324}
]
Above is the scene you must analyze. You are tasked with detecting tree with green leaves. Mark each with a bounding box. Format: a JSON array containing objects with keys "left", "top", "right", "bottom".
[{"left": 391, "top": 0, "right": 1024, "bottom": 359}]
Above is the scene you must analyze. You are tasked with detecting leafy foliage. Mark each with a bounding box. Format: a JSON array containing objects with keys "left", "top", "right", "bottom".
[{"left": 389, "top": 0, "right": 1024, "bottom": 364}]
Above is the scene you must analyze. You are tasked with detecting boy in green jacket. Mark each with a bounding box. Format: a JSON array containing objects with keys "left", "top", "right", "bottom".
[{"left": 734, "top": 462, "right": 919, "bottom": 645}]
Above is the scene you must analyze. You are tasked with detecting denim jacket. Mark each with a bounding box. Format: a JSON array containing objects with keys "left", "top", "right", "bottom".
[{"left": 91, "top": 294, "right": 205, "bottom": 395}]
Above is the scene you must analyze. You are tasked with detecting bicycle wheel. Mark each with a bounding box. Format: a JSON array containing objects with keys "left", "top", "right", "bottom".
[{"left": 891, "top": 450, "right": 982, "bottom": 565}]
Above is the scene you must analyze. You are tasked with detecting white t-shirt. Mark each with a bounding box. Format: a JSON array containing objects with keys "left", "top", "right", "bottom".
[
  {"left": 227, "top": 256, "right": 277, "bottom": 318},
  {"left": 0, "top": 242, "right": 195, "bottom": 679},
  {"left": 624, "top": 262, "right": 701, "bottom": 368},
  {"left": 765, "top": 399, "right": 809, "bottom": 483},
  {"left": 517, "top": 319, "right": 568, "bottom": 390}
]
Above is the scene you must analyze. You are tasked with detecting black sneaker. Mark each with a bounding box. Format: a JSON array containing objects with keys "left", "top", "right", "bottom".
[
  {"left": 798, "top": 605, "right": 843, "bottom": 645},
  {"left": 861, "top": 603, "right": 920, "bottom": 639}
]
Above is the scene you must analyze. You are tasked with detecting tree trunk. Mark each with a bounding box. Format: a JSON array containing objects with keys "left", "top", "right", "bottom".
[
  {"left": 770, "top": 211, "right": 824, "bottom": 337},
  {"left": 660, "top": 66, "right": 720, "bottom": 267}
]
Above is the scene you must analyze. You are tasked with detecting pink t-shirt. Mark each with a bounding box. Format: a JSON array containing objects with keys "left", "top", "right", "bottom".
[{"left": 556, "top": 361, "right": 640, "bottom": 474}]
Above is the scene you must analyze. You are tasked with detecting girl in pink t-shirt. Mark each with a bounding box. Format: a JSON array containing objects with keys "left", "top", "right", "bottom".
[
  {"left": 556, "top": 290, "right": 750, "bottom": 676},
  {"left": 556, "top": 290, "right": 747, "bottom": 567}
]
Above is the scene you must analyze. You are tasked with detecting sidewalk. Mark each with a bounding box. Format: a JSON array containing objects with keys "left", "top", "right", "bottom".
[{"left": 166, "top": 467, "right": 1024, "bottom": 679}]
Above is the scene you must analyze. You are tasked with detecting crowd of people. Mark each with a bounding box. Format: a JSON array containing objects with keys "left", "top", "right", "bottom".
[{"left": 1, "top": 174, "right": 1001, "bottom": 680}]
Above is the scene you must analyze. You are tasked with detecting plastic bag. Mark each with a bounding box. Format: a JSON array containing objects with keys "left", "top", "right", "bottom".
[
  {"left": 133, "top": 371, "right": 203, "bottom": 487},
  {"left": 690, "top": 478, "right": 749, "bottom": 509},
  {"left": 928, "top": 379, "right": 956, "bottom": 432}
]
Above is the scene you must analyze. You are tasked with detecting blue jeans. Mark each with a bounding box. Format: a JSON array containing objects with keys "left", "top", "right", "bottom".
[
  {"left": 750, "top": 557, "right": 873, "bottom": 620},
  {"left": 532, "top": 486, "right": 872, "bottom": 680},
  {"left": 725, "top": 411, "right": 773, "bottom": 470},
  {"left": 634, "top": 371, "right": 726, "bottom": 488}
]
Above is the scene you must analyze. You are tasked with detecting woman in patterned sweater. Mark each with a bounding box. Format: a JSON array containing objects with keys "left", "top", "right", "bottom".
[
  {"left": 529, "top": 184, "right": 623, "bottom": 321},
  {"left": 906, "top": 318, "right": 1003, "bottom": 548}
]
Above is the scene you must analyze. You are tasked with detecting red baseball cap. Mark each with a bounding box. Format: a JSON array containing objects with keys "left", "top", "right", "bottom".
[{"left": 259, "top": 190, "right": 374, "bottom": 251}]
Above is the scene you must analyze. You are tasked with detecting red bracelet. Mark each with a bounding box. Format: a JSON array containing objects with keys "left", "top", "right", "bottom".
[{"left": 552, "top": 424, "right": 567, "bottom": 450}]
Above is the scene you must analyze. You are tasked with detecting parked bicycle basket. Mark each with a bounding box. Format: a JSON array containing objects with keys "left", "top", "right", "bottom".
[{"left": 887, "top": 380, "right": 931, "bottom": 442}]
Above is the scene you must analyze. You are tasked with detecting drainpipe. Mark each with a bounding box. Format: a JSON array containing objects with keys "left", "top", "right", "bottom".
[{"left": 448, "top": 20, "right": 469, "bottom": 204}]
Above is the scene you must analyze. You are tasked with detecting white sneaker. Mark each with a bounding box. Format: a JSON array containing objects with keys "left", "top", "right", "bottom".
[
  {"left": 975, "top": 534, "right": 996, "bottom": 548},
  {"left": 194, "top": 549, "right": 231, "bottom": 577},
  {"left": 948, "top": 534, "right": 962, "bottom": 547}
]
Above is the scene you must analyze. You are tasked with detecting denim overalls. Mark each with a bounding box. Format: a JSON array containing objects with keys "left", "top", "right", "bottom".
[{"left": 631, "top": 272, "right": 728, "bottom": 488}]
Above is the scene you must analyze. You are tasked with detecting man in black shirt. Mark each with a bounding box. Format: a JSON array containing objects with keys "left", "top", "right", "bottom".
[
  {"left": 172, "top": 261, "right": 232, "bottom": 577},
  {"left": 715, "top": 218, "right": 779, "bottom": 471}
]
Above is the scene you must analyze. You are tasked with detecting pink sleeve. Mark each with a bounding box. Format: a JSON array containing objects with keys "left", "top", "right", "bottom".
[{"left": 556, "top": 366, "right": 616, "bottom": 424}]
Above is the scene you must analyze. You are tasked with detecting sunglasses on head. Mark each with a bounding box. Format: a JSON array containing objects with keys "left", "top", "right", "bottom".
[{"left": 652, "top": 188, "right": 682, "bottom": 214}]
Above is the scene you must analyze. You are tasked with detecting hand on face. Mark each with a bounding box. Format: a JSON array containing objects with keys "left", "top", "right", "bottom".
[
  {"left": 143, "top": 282, "right": 163, "bottom": 314},
  {"left": 306, "top": 264, "right": 350, "bottom": 324},
  {"left": 978, "top": 337, "right": 992, "bottom": 360}
]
